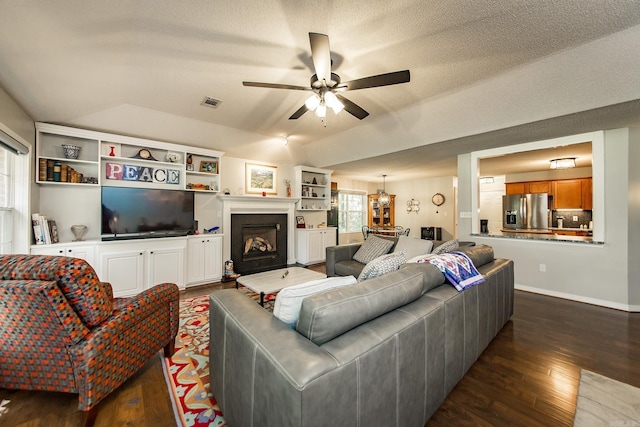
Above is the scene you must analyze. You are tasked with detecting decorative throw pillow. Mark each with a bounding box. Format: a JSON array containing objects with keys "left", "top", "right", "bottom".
[
  {"left": 352, "top": 235, "right": 395, "bottom": 264},
  {"left": 432, "top": 239, "right": 459, "bottom": 255},
  {"left": 273, "top": 276, "right": 357, "bottom": 328},
  {"left": 357, "top": 251, "right": 407, "bottom": 282},
  {"left": 393, "top": 235, "right": 434, "bottom": 260}
]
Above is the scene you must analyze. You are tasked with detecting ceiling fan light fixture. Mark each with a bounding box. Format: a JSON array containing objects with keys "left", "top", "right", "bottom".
[
  {"left": 305, "top": 94, "right": 321, "bottom": 110},
  {"left": 315, "top": 102, "right": 327, "bottom": 118},
  {"left": 324, "top": 91, "right": 338, "bottom": 107}
]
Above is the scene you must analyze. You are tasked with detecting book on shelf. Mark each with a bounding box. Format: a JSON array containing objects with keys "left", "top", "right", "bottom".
[
  {"left": 38, "top": 158, "right": 83, "bottom": 183},
  {"left": 31, "top": 213, "right": 59, "bottom": 245}
]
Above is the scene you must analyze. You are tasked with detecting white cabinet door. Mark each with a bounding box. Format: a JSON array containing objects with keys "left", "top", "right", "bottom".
[
  {"left": 187, "top": 238, "right": 206, "bottom": 284},
  {"left": 31, "top": 244, "right": 97, "bottom": 271},
  {"left": 204, "top": 236, "right": 222, "bottom": 281},
  {"left": 296, "top": 228, "right": 336, "bottom": 265},
  {"left": 322, "top": 228, "right": 337, "bottom": 254},
  {"left": 67, "top": 245, "right": 97, "bottom": 268},
  {"left": 186, "top": 235, "right": 222, "bottom": 285},
  {"left": 148, "top": 246, "right": 185, "bottom": 288},
  {"left": 307, "top": 231, "right": 325, "bottom": 264},
  {"left": 100, "top": 250, "right": 145, "bottom": 297}
]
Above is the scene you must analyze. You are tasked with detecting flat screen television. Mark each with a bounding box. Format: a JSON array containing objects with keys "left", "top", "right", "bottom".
[{"left": 101, "top": 186, "right": 194, "bottom": 240}]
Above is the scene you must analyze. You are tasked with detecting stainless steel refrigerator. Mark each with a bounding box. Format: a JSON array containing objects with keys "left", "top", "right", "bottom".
[{"left": 503, "top": 193, "right": 549, "bottom": 230}]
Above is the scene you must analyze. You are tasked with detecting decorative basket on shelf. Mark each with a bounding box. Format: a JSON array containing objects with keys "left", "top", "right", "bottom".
[{"left": 61, "top": 144, "right": 81, "bottom": 159}]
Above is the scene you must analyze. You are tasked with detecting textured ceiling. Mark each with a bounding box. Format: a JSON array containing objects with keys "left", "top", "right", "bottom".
[{"left": 0, "top": 1, "right": 639, "bottom": 179}]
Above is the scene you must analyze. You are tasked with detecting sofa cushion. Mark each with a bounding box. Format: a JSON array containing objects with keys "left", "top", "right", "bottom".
[
  {"left": 393, "top": 235, "right": 434, "bottom": 259},
  {"left": 357, "top": 251, "right": 407, "bottom": 282},
  {"left": 455, "top": 244, "right": 494, "bottom": 268},
  {"left": 432, "top": 239, "right": 459, "bottom": 255},
  {"left": 297, "top": 268, "right": 424, "bottom": 345},
  {"left": 273, "top": 276, "right": 357, "bottom": 328},
  {"left": 399, "top": 262, "right": 446, "bottom": 294},
  {"left": 352, "top": 235, "right": 395, "bottom": 264},
  {"left": 0, "top": 255, "right": 112, "bottom": 327}
]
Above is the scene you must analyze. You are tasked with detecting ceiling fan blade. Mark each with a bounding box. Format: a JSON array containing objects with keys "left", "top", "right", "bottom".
[
  {"left": 339, "top": 70, "right": 410, "bottom": 91},
  {"left": 243, "top": 81, "right": 311, "bottom": 91},
  {"left": 336, "top": 94, "right": 369, "bottom": 120},
  {"left": 289, "top": 104, "right": 308, "bottom": 120},
  {"left": 309, "top": 32, "right": 331, "bottom": 83}
]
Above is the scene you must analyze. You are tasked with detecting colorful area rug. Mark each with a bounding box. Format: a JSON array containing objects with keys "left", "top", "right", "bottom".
[{"left": 161, "top": 287, "right": 276, "bottom": 427}]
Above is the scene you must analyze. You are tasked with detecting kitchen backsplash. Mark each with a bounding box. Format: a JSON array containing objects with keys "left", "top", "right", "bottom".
[{"left": 552, "top": 210, "right": 592, "bottom": 228}]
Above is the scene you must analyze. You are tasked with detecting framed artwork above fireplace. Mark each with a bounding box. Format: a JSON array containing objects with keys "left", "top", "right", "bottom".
[{"left": 246, "top": 163, "right": 277, "bottom": 194}]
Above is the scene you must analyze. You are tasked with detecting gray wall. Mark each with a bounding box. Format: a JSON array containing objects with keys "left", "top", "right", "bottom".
[
  {"left": 459, "top": 129, "right": 637, "bottom": 311},
  {"left": 628, "top": 128, "right": 640, "bottom": 306}
]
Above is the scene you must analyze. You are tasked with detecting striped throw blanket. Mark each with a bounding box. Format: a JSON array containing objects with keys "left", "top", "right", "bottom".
[{"left": 415, "top": 251, "right": 485, "bottom": 291}]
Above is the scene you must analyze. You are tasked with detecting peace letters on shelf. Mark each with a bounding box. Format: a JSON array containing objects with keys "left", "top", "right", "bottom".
[{"left": 105, "top": 162, "right": 180, "bottom": 185}]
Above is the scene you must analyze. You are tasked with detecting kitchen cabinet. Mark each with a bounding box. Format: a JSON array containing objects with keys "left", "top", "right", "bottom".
[
  {"left": 553, "top": 179, "right": 590, "bottom": 209},
  {"left": 527, "top": 181, "right": 552, "bottom": 194},
  {"left": 296, "top": 227, "right": 337, "bottom": 265},
  {"left": 505, "top": 183, "right": 526, "bottom": 195},
  {"left": 506, "top": 178, "right": 592, "bottom": 210},
  {"left": 98, "top": 238, "right": 186, "bottom": 297},
  {"left": 505, "top": 181, "right": 550, "bottom": 194},
  {"left": 581, "top": 178, "right": 593, "bottom": 210},
  {"left": 186, "top": 235, "right": 223, "bottom": 285},
  {"left": 31, "top": 242, "right": 97, "bottom": 270},
  {"left": 368, "top": 194, "right": 395, "bottom": 228}
]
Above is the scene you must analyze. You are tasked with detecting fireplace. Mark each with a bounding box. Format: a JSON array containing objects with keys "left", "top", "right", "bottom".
[{"left": 231, "top": 214, "right": 287, "bottom": 274}]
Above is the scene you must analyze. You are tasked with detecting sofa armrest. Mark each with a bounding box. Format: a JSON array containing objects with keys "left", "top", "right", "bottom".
[{"left": 326, "top": 243, "right": 362, "bottom": 277}]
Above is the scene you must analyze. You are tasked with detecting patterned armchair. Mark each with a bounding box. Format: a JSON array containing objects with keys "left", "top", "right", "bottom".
[{"left": 0, "top": 255, "right": 179, "bottom": 418}]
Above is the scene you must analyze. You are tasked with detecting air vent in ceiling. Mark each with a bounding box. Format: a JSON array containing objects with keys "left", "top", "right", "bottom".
[{"left": 201, "top": 96, "right": 222, "bottom": 109}]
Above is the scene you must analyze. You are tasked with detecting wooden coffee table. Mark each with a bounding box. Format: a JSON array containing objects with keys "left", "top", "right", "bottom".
[{"left": 236, "top": 267, "right": 326, "bottom": 306}]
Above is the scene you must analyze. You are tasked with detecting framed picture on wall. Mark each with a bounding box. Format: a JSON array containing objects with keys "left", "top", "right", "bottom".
[
  {"left": 296, "top": 215, "right": 305, "bottom": 228},
  {"left": 245, "top": 163, "right": 277, "bottom": 194}
]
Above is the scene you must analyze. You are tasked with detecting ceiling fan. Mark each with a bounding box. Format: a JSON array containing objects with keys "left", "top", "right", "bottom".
[{"left": 243, "top": 32, "right": 410, "bottom": 121}]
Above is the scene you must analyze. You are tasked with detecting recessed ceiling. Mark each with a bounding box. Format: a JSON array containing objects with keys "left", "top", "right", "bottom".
[{"left": 0, "top": 1, "right": 639, "bottom": 181}]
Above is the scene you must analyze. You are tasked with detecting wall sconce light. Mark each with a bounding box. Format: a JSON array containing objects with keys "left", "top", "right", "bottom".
[
  {"left": 549, "top": 157, "right": 576, "bottom": 169},
  {"left": 406, "top": 199, "right": 420, "bottom": 213}
]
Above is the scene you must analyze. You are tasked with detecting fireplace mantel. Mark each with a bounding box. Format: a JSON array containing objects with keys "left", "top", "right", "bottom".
[{"left": 218, "top": 195, "right": 299, "bottom": 266}]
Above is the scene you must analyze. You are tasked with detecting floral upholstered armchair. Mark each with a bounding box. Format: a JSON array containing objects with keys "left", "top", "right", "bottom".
[{"left": 0, "top": 255, "right": 179, "bottom": 420}]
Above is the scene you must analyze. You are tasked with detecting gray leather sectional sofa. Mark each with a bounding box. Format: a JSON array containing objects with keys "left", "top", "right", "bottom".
[
  {"left": 326, "top": 238, "right": 474, "bottom": 278},
  {"left": 209, "top": 244, "right": 514, "bottom": 427}
]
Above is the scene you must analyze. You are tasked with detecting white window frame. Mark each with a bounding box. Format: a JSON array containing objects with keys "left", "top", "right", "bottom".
[
  {"left": 0, "top": 124, "right": 31, "bottom": 254},
  {"left": 338, "top": 190, "right": 367, "bottom": 234}
]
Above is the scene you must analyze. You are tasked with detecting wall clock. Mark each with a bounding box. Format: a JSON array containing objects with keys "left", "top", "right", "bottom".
[{"left": 432, "top": 193, "right": 445, "bottom": 213}]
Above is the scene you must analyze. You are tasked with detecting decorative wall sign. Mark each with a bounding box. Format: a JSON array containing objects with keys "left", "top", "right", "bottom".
[
  {"left": 105, "top": 162, "right": 180, "bottom": 184},
  {"left": 245, "top": 163, "right": 277, "bottom": 194}
]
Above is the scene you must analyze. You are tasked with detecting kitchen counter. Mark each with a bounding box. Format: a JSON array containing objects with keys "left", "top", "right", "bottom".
[{"left": 474, "top": 230, "right": 601, "bottom": 244}]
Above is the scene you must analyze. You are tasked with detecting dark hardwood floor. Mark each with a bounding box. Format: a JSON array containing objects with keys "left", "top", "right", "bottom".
[{"left": 1, "top": 263, "right": 639, "bottom": 426}]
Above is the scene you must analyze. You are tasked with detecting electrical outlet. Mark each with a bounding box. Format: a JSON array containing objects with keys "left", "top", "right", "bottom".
[
  {"left": 573, "top": 215, "right": 578, "bottom": 221},
  {"left": 539, "top": 264, "right": 546, "bottom": 272}
]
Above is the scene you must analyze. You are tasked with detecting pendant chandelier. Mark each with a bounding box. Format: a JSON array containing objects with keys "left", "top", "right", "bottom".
[{"left": 378, "top": 174, "right": 391, "bottom": 207}]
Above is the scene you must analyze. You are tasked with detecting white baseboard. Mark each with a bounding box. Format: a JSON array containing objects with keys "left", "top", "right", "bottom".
[{"left": 515, "top": 284, "right": 640, "bottom": 313}]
